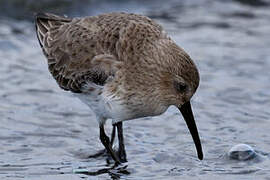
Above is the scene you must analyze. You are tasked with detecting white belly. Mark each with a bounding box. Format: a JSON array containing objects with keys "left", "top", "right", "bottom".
[
  {"left": 74, "top": 83, "right": 168, "bottom": 125},
  {"left": 74, "top": 84, "right": 129, "bottom": 124}
]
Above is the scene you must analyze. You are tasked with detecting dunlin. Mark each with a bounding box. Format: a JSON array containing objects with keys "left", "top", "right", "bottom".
[{"left": 35, "top": 12, "right": 203, "bottom": 164}]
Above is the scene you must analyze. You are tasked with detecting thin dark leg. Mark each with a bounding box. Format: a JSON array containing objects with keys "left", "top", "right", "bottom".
[
  {"left": 88, "top": 126, "right": 116, "bottom": 159},
  {"left": 116, "top": 122, "right": 127, "bottom": 162},
  {"left": 111, "top": 125, "right": 116, "bottom": 145},
  {"left": 100, "top": 124, "right": 120, "bottom": 165}
]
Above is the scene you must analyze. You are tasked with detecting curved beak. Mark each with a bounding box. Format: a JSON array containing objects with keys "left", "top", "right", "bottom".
[{"left": 179, "top": 101, "right": 203, "bottom": 160}]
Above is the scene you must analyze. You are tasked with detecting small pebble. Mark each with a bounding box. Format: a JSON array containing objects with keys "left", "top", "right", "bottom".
[{"left": 228, "top": 144, "right": 256, "bottom": 160}]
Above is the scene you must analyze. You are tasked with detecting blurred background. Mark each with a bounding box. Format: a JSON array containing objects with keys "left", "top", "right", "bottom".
[{"left": 0, "top": 0, "right": 270, "bottom": 179}]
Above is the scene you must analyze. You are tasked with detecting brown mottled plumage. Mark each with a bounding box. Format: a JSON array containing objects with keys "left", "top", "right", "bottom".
[{"left": 35, "top": 12, "right": 203, "bottom": 164}]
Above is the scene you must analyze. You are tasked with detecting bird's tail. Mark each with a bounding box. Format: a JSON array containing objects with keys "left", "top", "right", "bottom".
[{"left": 35, "top": 12, "right": 72, "bottom": 48}]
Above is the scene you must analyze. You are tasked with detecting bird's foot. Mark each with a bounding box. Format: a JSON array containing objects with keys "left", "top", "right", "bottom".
[
  {"left": 88, "top": 149, "right": 127, "bottom": 164},
  {"left": 88, "top": 148, "right": 126, "bottom": 164}
]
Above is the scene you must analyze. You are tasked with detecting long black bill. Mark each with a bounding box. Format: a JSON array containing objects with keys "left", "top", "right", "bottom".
[{"left": 179, "top": 101, "right": 203, "bottom": 160}]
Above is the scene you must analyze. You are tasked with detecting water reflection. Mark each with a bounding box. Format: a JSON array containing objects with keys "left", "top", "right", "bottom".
[{"left": 74, "top": 165, "right": 130, "bottom": 179}]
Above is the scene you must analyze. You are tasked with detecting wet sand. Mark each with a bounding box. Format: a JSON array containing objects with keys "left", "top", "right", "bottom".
[{"left": 1, "top": 0, "right": 270, "bottom": 179}]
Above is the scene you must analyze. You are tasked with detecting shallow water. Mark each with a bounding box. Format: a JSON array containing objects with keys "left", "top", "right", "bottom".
[{"left": 1, "top": 0, "right": 270, "bottom": 179}]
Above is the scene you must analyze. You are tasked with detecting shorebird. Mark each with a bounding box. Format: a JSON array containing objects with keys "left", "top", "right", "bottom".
[{"left": 35, "top": 12, "right": 203, "bottom": 164}]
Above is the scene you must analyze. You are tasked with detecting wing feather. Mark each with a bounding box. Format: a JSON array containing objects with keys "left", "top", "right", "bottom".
[
  {"left": 35, "top": 13, "right": 119, "bottom": 93},
  {"left": 35, "top": 12, "right": 164, "bottom": 93}
]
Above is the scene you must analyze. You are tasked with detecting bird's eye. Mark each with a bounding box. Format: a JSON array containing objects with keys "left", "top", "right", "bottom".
[{"left": 174, "top": 81, "right": 187, "bottom": 93}]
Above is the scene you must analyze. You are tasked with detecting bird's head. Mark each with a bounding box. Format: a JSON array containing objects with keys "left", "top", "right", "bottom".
[{"left": 156, "top": 40, "right": 203, "bottom": 160}]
